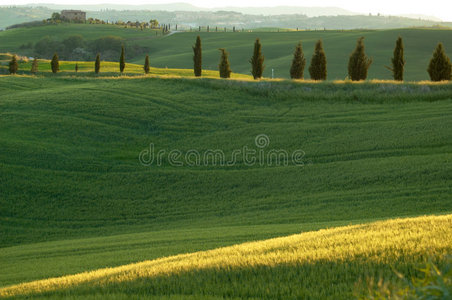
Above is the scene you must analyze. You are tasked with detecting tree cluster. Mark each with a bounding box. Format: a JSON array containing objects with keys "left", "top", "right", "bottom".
[
  {"left": 32, "top": 35, "right": 149, "bottom": 61},
  {"left": 7, "top": 35, "right": 452, "bottom": 82}
]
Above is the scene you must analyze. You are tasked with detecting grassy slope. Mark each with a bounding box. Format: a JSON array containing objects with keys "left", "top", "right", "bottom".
[
  {"left": 0, "top": 76, "right": 451, "bottom": 288},
  {"left": 0, "top": 59, "right": 252, "bottom": 78},
  {"left": 1, "top": 214, "right": 450, "bottom": 299},
  {"left": 1, "top": 24, "right": 452, "bottom": 80}
]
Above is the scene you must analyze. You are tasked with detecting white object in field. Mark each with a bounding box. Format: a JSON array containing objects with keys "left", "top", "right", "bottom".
[{"left": 272, "top": 69, "right": 274, "bottom": 79}]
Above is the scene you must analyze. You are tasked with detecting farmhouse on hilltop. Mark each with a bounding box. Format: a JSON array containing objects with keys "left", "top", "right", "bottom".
[{"left": 61, "top": 10, "right": 86, "bottom": 22}]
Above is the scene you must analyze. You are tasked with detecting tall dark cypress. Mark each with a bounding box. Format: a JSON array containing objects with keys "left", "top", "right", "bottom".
[
  {"left": 290, "top": 42, "right": 306, "bottom": 79},
  {"left": 8, "top": 54, "right": 18, "bottom": 74},
  {"left": 119, "top": 46, "right": 125, "bottom": 73},
  {"left": 249, "top": 38, "right": 265, "bottom": 80},
  {"left": 390, "top": 37, "right": 406, "bottom": 81},
  {"left": 75, "top": 63, "right": 79, "bottom": 73},
  {"left": 309, "top": 40, "right": 327, "bottom": 80},
  {"left": 95, "top": 53, "right": 101, "bottom": 74},
  {"left": 348, "top": 37, "right": 372, "bottom": 81},
  {"left": 218, "top": 48, "right": 232, "bottom": 79},
  {"left": 193, "top": 36, "right": 202, "bottom": 77},
  {"left": 144, "top": 55, "right": 150, "bottom": 74},
  {"left": 51, "top": 53, "right": 59, "bottom": 74},
  {"left": 427, "top": 43, "right": 452, "bottom": 82}
]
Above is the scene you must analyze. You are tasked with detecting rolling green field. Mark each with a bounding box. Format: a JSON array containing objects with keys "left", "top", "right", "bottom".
[
  {"left": 0, "top": 75, "right": 451, "bottom": 298},
  {"left": 0, "top": 58, "right": 252, "bottom": 78},
  {"left": 1, "top": 215, "right": 451, "bottom": 299},
  {"left": 1, "top": 24, "right": 452, "bottom": 80}
]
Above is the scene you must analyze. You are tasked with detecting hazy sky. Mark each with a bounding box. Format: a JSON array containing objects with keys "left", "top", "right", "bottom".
[{"left": 2, "top": 0, "right": 452, "bottom": 21}]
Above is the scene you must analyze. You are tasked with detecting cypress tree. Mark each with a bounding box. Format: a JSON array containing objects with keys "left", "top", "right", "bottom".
[
  {"left": 427, "top": 43, "right": 452, "bottom": 82},
  {"left": 95, "top": 53, "right": 101, "bottom": 74},
  {"left": 75, "top": 63, "right": 79, "bottom": 73},
  {"left": 51, "top": 53, "right": 59, "bottom": 74},
  {"left": 249, "top": 38, "right": 265, "bottom": 80},
  {"left": 31, "top": 57, "right": 38, "bottom": 74},
  {"left": 193, "top": 36, "right": 202, "bottom": 77},
  {"left": 348, "top": 37, "right": 372, "bottom": 81},
  {"left": 119, "top": 46, "right": 125, "bottom": 73},
  {"left": 290, "top": 42, "right": 306, "bottom": 79},
  {"left": 309, "top": 40, "right": 327, "bottom": 80},
  {"left": 389, "top": 37, "right": 406, "bottom": 81},
  {"left": 218, "top": 48, "right": 232, "bottom": 79},
  {"left": 8, "top": 54, "right": 18, "bottom": 74},
  {"left": 144, "top": 55, "right": 150, "bottom": 74}
]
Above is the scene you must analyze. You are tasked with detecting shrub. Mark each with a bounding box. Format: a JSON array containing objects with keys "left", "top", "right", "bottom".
[
  {"left": 8, "top": 54, "right": 18, "bottom": 74},
  {"left": 309, "top": 40, "right": 327, "bottom": 80},
  {"left": 95, "top": 54, "right": 101, "bottom": 74},
  {"left": 144, "top": 55, "right": 150, "bottom": 74},
  {"left": 348, "top": 37, "right": 372, "bottom": 81},
  {"left": 50, "top": 53, "right": 59, "bottom": 74},
  {"left": 193, "top": 36, "right": 202, "bottom": 77},
  {"left": 290, "top": 42, "right": 306, "bottom": 79},
  {"left": 250, "top": 38, "right": 265, "bottom": 80},
  {"left": 427, "top": 43, "right": 452, "bottom": 82},
  {"left": 119, "top": 46, "right": 125, "bottom": 73},
  {"left": 218, "top": 48, "right": 232, "bottom": 79},
  {"left": 31, "top": 58, "right": 38, "bottom": 74},
  {"left": 389, "top": 37, "right": 406, "bottom": 81}
]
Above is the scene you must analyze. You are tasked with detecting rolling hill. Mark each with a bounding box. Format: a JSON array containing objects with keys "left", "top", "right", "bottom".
[
  {"left": 0, "top": 75, "right": 451, "bottom": 297},
  {"left": 1, "top": 214, "right": 451, "bottom": 299},
  {"left": 1, "top": 24, "right": 452, "bottom": 80},
  {"left": 1, "top": 5, "right": 450, "bottom": 30}
]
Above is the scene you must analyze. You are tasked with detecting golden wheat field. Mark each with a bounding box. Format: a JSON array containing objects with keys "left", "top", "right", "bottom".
[{"left": 1, "top": 214, "right": 450, "bottom": 299}]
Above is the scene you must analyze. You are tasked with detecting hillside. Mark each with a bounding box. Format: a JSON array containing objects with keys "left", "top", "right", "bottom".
[
  {"left": 1, "top": 5, "right": 450, "bottom": 30},
  {"left": 1, "top": 25, "right": 452, "bottom": 80},
  {"left": 0, "top": 6, "right": 52, "bottom": 29},
  {"left": 0, "top": 58, "right": 252, "bottom": 78},
  {"left": 1, "top": 214, "right": 451, "bottom": 299},
  {"left": 1, "top": 73, "right": 452, "bottom": 298},
  {"left": 1, "top": 75, "right": 451, "bottom": 247}
]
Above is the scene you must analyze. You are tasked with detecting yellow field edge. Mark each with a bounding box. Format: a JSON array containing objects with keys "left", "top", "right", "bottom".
[{"left": 0, "top": 214, "right": 450, "bottom": 298}]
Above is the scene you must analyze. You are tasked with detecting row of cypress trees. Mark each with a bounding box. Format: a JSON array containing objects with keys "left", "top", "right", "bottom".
[
  {"left": 7, "top": 36, "right": 452, "bottom": 82},
  {"left": 193, "top": 35, "right": 452, "bottom": 82}
]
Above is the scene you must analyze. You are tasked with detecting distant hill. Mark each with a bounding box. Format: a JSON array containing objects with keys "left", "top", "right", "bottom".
[
  {"left": 2, "top": 25, "right": 452, "bottom": 81},
  {"left": 0, "top": 6, "right": 52, "bottom": 29},
  {"left": 1, "top": 4, "right": 451, "bottom": 30},
  {"left": 219, "top": 6, "right": 356, "bottom": 17},
  {"left": 399, "top": 14, "right": 443, "bottom": 22},
  {"left": 24, "top": 2, "right": 205, "bottom": 12},
  {"left": 25, "top": 3, "right": 357, "bottom": 17}
]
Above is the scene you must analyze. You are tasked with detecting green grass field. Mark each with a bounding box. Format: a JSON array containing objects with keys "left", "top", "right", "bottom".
[
  {"left": 1, "top": 215, "right": 451, "bottom": 299},
  {"left": 1, "top": 24, "right": 452, "bottom": 80},
  {"left": 0, "top": 58, "right": 252, "bottom": 78},
  {"left": 0, "top": 75, "right": 451, "bottom": 298}
]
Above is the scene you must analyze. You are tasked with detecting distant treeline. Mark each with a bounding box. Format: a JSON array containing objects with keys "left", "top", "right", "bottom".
[
  {"left": 7, "top": 36, "right": 452, "bottom": 82},
  {"left": 18, "top": 35, "right": 149, "bottom": 61},
  {"left": 2, "top": 6, "right": 452, "bottom": 31}
]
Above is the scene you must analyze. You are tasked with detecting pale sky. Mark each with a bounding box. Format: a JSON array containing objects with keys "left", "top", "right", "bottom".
[{"left": 1, "top": 0, "right": 452, "bottom": 21}]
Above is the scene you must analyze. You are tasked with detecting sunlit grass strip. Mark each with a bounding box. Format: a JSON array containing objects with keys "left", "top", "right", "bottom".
[
  {"left": 0, "top": 214, "right": 450, "bottom": 298},
  {"left": 0, "top": 59, "right": 253, "bottom": 79}
]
